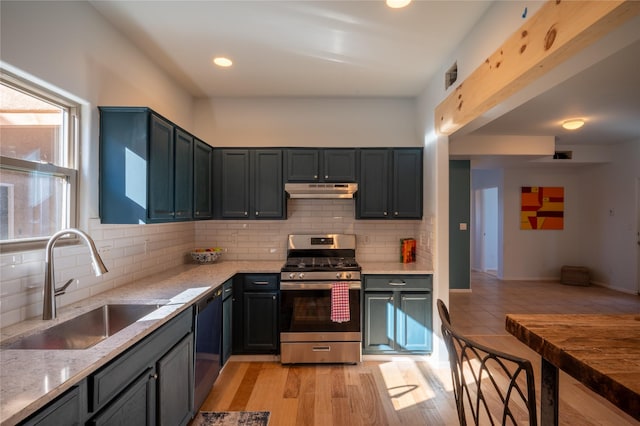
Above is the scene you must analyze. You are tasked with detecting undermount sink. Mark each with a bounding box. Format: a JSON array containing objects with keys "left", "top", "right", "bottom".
[{"left": 3, "top": 304, "right": 162, "bottom": 350}]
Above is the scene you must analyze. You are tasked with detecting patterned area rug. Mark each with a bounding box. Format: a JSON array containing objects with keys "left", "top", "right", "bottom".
[{"left": 191, "top": 411, "right": 270, "bottom": 426}]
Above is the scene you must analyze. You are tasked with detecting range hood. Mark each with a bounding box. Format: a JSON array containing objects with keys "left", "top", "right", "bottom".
[{"left": 285, "top": 182, "right": 357, "bottom": 199}]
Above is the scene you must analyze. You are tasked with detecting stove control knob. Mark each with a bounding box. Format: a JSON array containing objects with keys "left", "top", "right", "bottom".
[
  {"left": 289, "top": 273, "right": 296, "bottom": 279},
  {"left": 299, "top": 273, "right": 305, "bottom": 279}
]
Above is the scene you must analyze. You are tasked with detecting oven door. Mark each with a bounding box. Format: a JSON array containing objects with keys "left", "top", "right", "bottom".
[{"left": 280, "top": 281, "right": 361, "bottom": 338}]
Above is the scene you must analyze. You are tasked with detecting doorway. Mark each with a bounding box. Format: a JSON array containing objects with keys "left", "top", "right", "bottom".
[{"left": 473, "top": 187, "right": 498, "bottom": 276}]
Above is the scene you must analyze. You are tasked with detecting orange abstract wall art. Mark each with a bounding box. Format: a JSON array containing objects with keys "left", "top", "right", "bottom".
[{"left": 520, "top": 186, "right": 564, "bottom": 230}]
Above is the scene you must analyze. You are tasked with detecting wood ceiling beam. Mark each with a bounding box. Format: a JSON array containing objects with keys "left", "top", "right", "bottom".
[{"left": 435, "top": 0, "right": 640, "bottom": 136}]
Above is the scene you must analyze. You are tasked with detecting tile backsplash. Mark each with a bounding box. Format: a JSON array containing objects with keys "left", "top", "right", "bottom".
[
  {"left": 195, "top": 199, "right": 427, "bottom": 262},
  {"left": 1, "top": 199, "right": 432, "bottom": 328}
]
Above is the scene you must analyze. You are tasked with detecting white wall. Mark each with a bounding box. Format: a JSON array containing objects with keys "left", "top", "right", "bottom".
[
  {"left": 193, "top": 97, "right": 420, "bottom": 148},
  {"left": 0, "top": 0, "right": 196, "bottom": 326},
  {"left": 502, "top": 166, "right": 593, "bottom": 280},
  {"left": 585, "top": 140, "right": 640, "bottom": 293},
  {"left": 471, "top": 140, "right": 639, "bottom": 294}
]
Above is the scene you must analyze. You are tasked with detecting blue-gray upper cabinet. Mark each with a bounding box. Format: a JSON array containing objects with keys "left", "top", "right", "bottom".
[
  {"left": 357, "top": 148, "right": 423, "bottom": 219},
  {"left": 193, "top": 139, "right": 213, "bottom": 219},
  {"left": 286, "top": 148, "right": 356, "bottom": 182},
  {"left": 213, "top": 149, "right": 285, "bottom": 219},
  {"left": 99, "top": 107, "right": 199, "bottom": 224},
  {"left": 174, "top": 128, "right": 194, "bottom": 221}
]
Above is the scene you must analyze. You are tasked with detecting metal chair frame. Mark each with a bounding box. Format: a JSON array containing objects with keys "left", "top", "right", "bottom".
[{"left": 437, "top": 299, "right": 537, "bottom": 426}]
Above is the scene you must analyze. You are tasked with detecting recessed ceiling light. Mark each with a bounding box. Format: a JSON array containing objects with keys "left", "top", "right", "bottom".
[
  {"left": 213, "top": 57, "right": 233, "bottom": 68},
  {"left": 561, "top": 119, "right": 585, "bottom": 130},
  {"left": 386, "top": 0, "right": 412, "bottom": 9}
]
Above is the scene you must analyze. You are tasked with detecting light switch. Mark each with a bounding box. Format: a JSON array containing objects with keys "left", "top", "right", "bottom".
[{"left": 459, "top": 223, "right": 468, "bottom": 231}]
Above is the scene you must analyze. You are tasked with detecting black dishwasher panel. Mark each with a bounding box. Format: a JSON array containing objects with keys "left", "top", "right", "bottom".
[{"left": 194, "top": 287, "right": 222, "bottom": 411}]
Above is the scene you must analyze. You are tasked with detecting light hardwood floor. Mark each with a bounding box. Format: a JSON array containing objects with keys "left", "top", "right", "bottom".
[{"left": 199, "top": 272, "right": 640, "bottom": 425}]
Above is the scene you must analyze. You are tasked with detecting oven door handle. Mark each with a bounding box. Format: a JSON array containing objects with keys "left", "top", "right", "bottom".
[{"left": 280, "top": 282, "right": 361, "bottom": 290}]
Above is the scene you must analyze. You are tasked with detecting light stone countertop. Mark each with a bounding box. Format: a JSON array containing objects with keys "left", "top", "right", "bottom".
[
  {"left": 0, "top": 260, "right": 433, "bottom": 425},
  {"left": 359, "top": 261, "right": 434, "bottom": 275},
  {"left": 0, "top": 261, "right": 281, "bottom": 426}
]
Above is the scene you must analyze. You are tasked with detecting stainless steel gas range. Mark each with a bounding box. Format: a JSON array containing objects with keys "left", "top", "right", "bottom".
[{"left": 279, "top": 234, "right": 362, "bottom": 364}]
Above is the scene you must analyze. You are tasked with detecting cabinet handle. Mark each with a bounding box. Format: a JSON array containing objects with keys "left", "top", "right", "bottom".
[
  {"left": 388, "top": 281, "right": 407, "bottom": 286},
  {"left": 394, "top": 211, "right": 399, "bottom": 216},
  {"left": 252, "top": 281, "right": 270, "bottom": 285},
  {"left": 195, "top": 211, "right": 200, "bottom": 215},
  {"left": 383, "top": 211, "right": 388, "bottom": 216},
  {"left": 150, "top": 373, "right": 158, "bottom": 380},
  {"left": 312, "top": 346, "right": 331, "bottom": 352},
  {"left": 272, "top": 295, "right": 276, "bottom": 300},
  {"left": 313, "top": 175, "right": 318, "bottom": 179},
  {"left": 256, "top": 211, "right": 259, "bottom": 216},
  {"left": 325, "top": 175, "right": 329, "bottom": 179},
  {"left": 244, "top": 211, "right": 248, "bottom": 216}
]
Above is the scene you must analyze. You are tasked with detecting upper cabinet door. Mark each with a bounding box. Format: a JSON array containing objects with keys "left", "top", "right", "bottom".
[
  {"left": 286, "top": 149, "right": 319, "bottom": 182},
  {"left": 357, "top": 149, "right": 390, "bottom": 218},
  {"left": 148, "top": 114, "right": 175, "bottom": 222},
  {"left": 219, "top": 150, "right": 250, "bottom": 218},
  {"left": 356, "top": 148, "right": 423, "bottom": 220},
  {"left": 253, "top": 150, "right": 284, "bottom": 219},
  {"left": 286, "top": 148, "right": 356, "bottom": 182},
  {"left": 174, "top": 128, "right": 194, "bottom": 221},
  {"left": 193, "top": 139, "right": 213, "bottom": 220},
  {"left": 322, "top": 149, "right": 356, "bottom": 182},
  {"left": 392, "top": 149, "right": 423, "bottom": 219}
]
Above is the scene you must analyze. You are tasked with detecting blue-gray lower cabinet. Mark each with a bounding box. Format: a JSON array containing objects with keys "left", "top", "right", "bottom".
[
  {"left": 20, "top": 384, "right": 86, "bottom": 426},
  {"left": 232, "top": 274, "right": 279, "bottom": 354},
  {"left": 88, "top": 308, "right": 194, "bottom": 426},
  {"left": 88, "top": 367, "right": 156, "bottom": 426},
  {"left": 363, "top": 275, "right": 432, "bottom": 354},
  {"left": 221, "top": 279, "right": 233, "bottom": 366},
  {"left": 157, "top": 334, "right": 194, "bottom": 426}
]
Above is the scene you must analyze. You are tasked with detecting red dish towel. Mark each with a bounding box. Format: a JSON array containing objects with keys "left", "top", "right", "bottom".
[{"left": 330, "top": 282, "right": 350, "bottom": 323}]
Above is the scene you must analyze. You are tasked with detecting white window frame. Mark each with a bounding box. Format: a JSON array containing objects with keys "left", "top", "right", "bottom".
[{"left": 0, "top": 72, "right": 79, "bottom": 251}]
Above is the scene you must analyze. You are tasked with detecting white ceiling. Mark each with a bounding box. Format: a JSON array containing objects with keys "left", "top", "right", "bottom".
[
  {"left": 89, "top": 0, "right": 493, "bottom": 97},
  {"left": 89, "top": 1, "right": 640, "bottom": 153}
]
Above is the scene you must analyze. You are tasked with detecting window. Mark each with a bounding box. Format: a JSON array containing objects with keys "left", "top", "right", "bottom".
[{"left": 0, "top": 74, "right": 78, "bottom": 247}]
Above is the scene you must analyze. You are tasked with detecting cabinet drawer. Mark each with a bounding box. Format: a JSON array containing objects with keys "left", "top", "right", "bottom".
[
  {"left": 243, "top": 274, "right": 278, "bottom": 291},
  {"left": 364, "top": 275, "right": 432, "bottom": 291},
  {"left": 89, "top": 367, "right": 155, "bottom": 426},
  {"left": 21, "top": 385, "right": 83, "bottom": 426},
  {"left": 89, "top": 308, "right": 193, "bottom": 412}
]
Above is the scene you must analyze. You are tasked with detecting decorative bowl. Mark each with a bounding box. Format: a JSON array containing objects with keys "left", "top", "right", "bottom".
[{"left": 191, "top": 248, "right": 223, "bottom": 264}]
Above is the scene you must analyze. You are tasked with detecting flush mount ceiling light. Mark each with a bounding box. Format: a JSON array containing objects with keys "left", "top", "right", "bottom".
[
  {"left": 386, "top": 0, "right": 412, "bottom": 8},
  {"left": 213, "top": 56, "right": 233, "bottom": 68},
  {"left": 561, "top": 119, "right": 585, "bottom": 130}
]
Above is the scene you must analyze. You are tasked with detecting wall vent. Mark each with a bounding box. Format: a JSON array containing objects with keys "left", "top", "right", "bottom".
[
  {"left": 445, "top": 62, "right": 458, "bottom": 90},
  {"left": 553, "top": 151, "right": 572, "bottom": 159}
]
